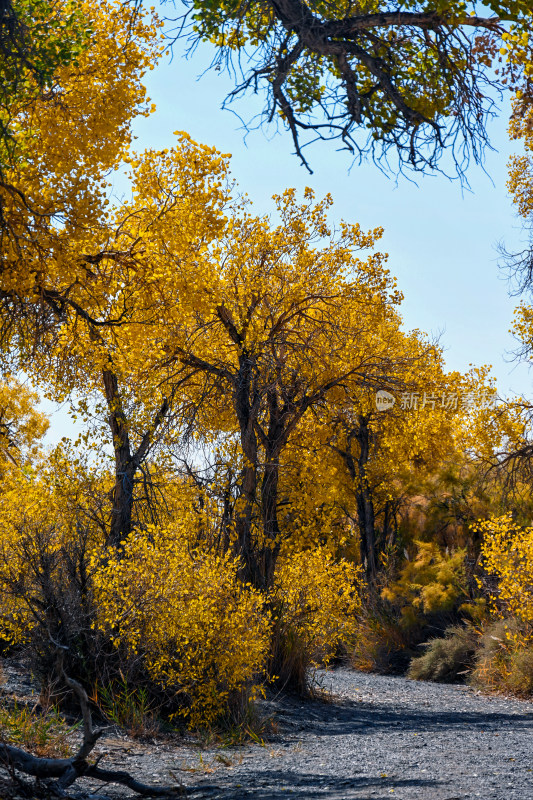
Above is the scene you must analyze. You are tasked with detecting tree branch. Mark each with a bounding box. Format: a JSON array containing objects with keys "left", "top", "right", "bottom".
[{"left": 0, "top": 645, "right": 182, "bottom": 797}]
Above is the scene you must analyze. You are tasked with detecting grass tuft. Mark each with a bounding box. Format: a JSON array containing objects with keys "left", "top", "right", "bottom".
[
  {"left": 0, "top": 700, "right": 79, "bottom": 757},
  {"left": 407, "top": 625, "right": 478, "bottom": 683}
]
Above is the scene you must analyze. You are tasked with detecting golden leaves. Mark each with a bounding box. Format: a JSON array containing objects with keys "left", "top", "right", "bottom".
[
  {"left": 92, "top": 523, "right": 270, "bottom": 726},
  {"left": 476, "top": 514, "right": 533, "bottom": 625}
]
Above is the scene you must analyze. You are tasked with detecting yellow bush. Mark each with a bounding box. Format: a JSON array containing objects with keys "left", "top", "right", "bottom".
[
  {"left": 471, "top": 515, "right": 533, "bottom": 697},
  {"left": 0, "top": 449, "right": 108, "bottom": 650},
  {"left": 475, "top": 514, "right": 533, "bottom": 624},
  {"left": 91, "top": 523, "right": 271, "bottom": 727},
  {"left": 0, "top": 467, "right": 269, "bottom": 727},
  {"left": 271, "top": 548, "right": 362, "bottom": 691},
  {"left": 0, "top": 481, "right": 80, "bottom": 646},
  {"left": 381, "top": 541, "right": 467, "bottom": 623}
]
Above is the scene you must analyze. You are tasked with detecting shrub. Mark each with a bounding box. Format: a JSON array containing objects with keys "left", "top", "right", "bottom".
[
  {"left": 349, "top": 542, "right": 469, "bottom": 675},
  {"left": 351, "top": 605, "right": 417, "bottom": 675},
  {"left": 270, "top": 548, "right": 362, "bottom": 693},
  {"left": 467, "top": 516, "right": 533, "bottom": 698},
  {"left": 0, "top": 467, "right": 271, "bottom": 729},
  {"left": 0, "top": 469, "right": 105, "bottom": 690},
  {"left": 381, "top": 540, "right": 468, "bottom": 622},
  {"left": 407, "top": 624, "right": 478, "bottom": 683},
  {"left": 471, "top": 619, "right": 533, "bottom": 697},
  {"left": 92, "top": 523, "right": 271, "bottom": 728}
]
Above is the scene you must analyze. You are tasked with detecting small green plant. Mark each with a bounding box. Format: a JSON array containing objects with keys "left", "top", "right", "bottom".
[
  {"left": 194, "top": 689, "right": 275, "bottom": 749},
  {"left": 0, "top": 700, "right": 79, "bottom": 757},
  {"left": 215, "top": 712, "right": 274, "bottom": 749},
  {"left": 91, "top": 678, "right": 160, "bottom": 738}
]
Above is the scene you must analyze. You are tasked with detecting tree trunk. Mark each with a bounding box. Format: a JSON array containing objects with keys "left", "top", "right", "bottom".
[
  {"left": 260, "top": 456, "right": 282, "bottom": 590},
  {"left": 101, "top": 370, "right": 170, "bottom": 549},
  {"left": 337, "top": 415, "right": 378, "bottom": 582},
  {"left": 356, "top": 477, "right": 377, "bottom": 580},
  {"left": 234, "top": 460, "right": 260, "bottom": 583},
  {"left": 218, "top": 470, "right": 234, "bottom": 554},
  {"left": 233, "top": 353, "right": 262, "bottom": 586},
  {"left": 355, "top": 415, "right": 378, "bottom": 581},
  {"left": 259, "top": 392, "right": 286, "bottom": 590},
  {"left": 102, "top": 369, "right": 135, "bottom": 548}
]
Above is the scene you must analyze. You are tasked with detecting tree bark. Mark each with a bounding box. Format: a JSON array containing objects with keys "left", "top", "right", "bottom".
[
  {"left": 259, "top": 390, "right": 286, "bottom": 590},
  {"left": 102, "top": 369, "right": 169, "bottom": 548},
  {"left": 335, "top": 414, "right": 378, "bottom": 582},
  {"left": 233, "top": 352, "right": 261, "bottom": 586},
  {"left": 355, "top": 415, "right": 378, "bottom": 581},
  {"left": 102, "top": 369, "right": 135, "bottom": 548}
]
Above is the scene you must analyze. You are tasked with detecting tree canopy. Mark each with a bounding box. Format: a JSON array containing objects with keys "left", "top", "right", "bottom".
[
  {"left": 183, "top": 0, "right": 533, "bottom": 177},
  {"left": 0, "top": 0, "right": 92, "bottom": 173},
  {"left": 0, "top": 0, "right": 161, "bottom": 358}
]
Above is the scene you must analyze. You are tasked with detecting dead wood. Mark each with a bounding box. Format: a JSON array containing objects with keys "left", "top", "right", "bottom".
[{"left": 0, "top": 646, "right": 182, "bottom": 798}]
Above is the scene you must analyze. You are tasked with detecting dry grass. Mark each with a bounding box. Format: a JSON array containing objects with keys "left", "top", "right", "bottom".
[
  {"left": 351, "top": 608, "right": 414, "bottom": 675},
  {"left": 471, "top": 619, "right": 533, "bottom": 698},
  {"left": 0, "top": 700, "right": 79, "bottom": 758},
  {"left": 407, "top": 625, "right": 478, "bottom": 683}
]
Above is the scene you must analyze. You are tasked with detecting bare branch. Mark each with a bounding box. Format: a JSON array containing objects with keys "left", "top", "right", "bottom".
[
  {"left": 179, "top": 0, "right": 520, "bottom": 178},
  {"left": 0, "top": 645, "right": 182, "bottom": 797}
]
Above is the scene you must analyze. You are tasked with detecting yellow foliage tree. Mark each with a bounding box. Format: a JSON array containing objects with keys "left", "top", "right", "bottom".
[
  {"left": 0, "top": 0, "right": 161, "bottom": 358},
  {"left": 166, "top": 187, "right": 407, "bottom": 589},
  {"left": 29, "top": 135, "right": 233, "bottom": 546}
]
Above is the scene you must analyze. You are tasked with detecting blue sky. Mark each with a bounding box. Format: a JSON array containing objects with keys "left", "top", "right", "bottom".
[
  {"left": 43, "top": 23, "right": 533, "bottom": 439},
  {"left": 132, "top": 37, "right": 531, "bottom": 395}
]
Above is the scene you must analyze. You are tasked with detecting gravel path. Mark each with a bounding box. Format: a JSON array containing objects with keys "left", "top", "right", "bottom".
[
  {"left": 2, "top": 662, "right": 533, "bottom": 799},
  {"left": 178, "top": 668, "right": 533, "bottom": 800}
]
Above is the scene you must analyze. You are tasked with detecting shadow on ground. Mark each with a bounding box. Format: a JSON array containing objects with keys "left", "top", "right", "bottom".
[{"left": 189, "top": 771, "right": 444, "bottom": 799}]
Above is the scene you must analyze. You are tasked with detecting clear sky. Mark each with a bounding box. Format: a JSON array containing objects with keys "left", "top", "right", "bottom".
[{"left": 42, "top": 18, "right": 533, "bottom": 439}]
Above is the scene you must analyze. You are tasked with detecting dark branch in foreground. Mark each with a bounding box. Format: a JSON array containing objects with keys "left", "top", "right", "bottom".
[
  {"left": 178, "top": 0, "right": 527, "bottom": 179},
  {"left": 0, "top": 647, "right": 182, "bottom": 798}
]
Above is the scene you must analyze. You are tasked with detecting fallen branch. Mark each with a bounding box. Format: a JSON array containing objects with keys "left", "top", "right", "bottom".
[
  {"left": 0, "top": 644, "right": 182, "bottom": 797},
  {"left": 0, "top": 743, "right": 180, "bottom": 796}
]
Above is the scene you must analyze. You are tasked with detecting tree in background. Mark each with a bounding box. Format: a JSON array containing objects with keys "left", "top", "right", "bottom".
[
  {"left": 166, "top": 188, "right": 408, "bottom": 589},
  {"left": 32, "top": 136, "right": 233, "bottom": 547},
  {"left": 493, "top": 52, "right": 533, "bottom": 494}
]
